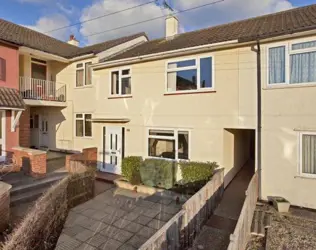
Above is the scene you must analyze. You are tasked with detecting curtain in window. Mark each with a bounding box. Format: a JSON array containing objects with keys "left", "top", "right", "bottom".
[
  {"left": 290, "top": 52, "right": 316, "bottom": 83},
  {"left": 292, "top": 41, "right": 316, "bottom": 50},
  {"left": 269, "top": 46, "right": 285, "bottom": 84},
  {"left": 302, "top": 135, "right": 316, "bottom": 175}
]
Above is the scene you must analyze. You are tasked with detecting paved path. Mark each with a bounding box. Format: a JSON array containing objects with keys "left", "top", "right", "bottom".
[
  {"left": 56, "top": 186, "right": 183, "bottom": 250},
  {"left": 192, "top": 161, "right": 254, "bottom": 250}
]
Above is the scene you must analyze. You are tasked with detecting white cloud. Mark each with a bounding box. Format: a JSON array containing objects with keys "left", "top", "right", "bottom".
[
  {"left": 25, "top": 14, "right": 77, "bottom": 42},
  {"left": 79, "top": 0, "right": 294, "bottom": 45},
  {"left": 57, "top": 2, "right": 75, "bottom": 15}
]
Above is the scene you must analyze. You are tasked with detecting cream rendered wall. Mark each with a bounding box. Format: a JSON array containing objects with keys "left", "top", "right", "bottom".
[
  {"left": 260, "top": 35, "right": 316, "bottom": 209},
  {"left": 93, "top": 47, "right": 257, "bottom": 178}
]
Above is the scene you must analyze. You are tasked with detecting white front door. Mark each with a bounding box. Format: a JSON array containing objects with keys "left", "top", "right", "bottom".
[
  {"left": 102, "top": 126, "right": 123, "bottom": 174},
  {"left": 40, "top": 115, "right": 49, "bottom": 148},
  {"left": 0, "top": 111, "right": 5, "bottom": 161}
]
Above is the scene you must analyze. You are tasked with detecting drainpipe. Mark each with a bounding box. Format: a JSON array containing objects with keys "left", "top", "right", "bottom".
[{"left": 256, "top": 40, "right": 262, "bottom": 199}]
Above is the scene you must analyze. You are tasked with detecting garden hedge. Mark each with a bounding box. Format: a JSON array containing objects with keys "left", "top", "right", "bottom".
[
  {"left": 121, "top": 156, "right": 143, "bottom": 185},
  {"left": 180, "top": 161, "right": 218, "bottom": 184}
]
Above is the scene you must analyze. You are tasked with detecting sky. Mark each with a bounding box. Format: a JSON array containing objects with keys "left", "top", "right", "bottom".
[{"left": 0, "top": 0, "right": 315, "bottom": 46}]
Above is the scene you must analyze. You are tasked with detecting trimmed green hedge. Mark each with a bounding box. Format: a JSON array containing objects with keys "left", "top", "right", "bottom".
[
  {"left": 140, "top": 159, "right": 176, "bottom": 189},
  {"left": 180, "top": 161, "right": 218, "bottom": 184},
  {"left": 121, "top": 156, "right": 143, "bottom": 185}
]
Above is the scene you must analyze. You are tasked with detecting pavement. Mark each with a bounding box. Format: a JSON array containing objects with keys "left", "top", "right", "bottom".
[
  {"left": 55, "top": 185, "right": 183, "bottom": 250},
  {"left": 191, "top": 161, "right": 255, "bottom": 250}
]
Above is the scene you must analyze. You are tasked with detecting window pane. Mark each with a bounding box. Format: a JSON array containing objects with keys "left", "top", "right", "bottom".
[
  {"left": 302, "top": 135, "right": 316, "bottom": 175},
  {"left": 148, "top": 138, "right": 175, "bottom": 159},
  {"left": 111, "top": 71, "right": 119, "bottom": 95},
  {"left": 84, "top": 114, "right": 92, "bottom": 137},
  {"left": 168, "top": 59, "right": 196, "bottom": 69},
  {"left": 34, "top": 115, "right": 39, "bottom": 129},
  {"left": 167, "top": 69, "right": 197, "bottom": 92},
  {"left": 0, "top": 58, "right": 6, "bottom": 81},
  {"left": 76, "top": 114, "right": 83, "bottom": 118},
  {"left": 200, "top": 57, "right": 212, "bottom": 88},
  {"left": 269, "top": 46, "right": 285, "bottom": 84},
  {"left": 76, "top": 120, "right": 84, "bottom": 137},
  {"left": 290, "top": 52, "right": 316, "bottom": 83},
  {"left": 178, "top": 131, "right": 189, "bottom": 160},
  {"left": 76, "top": 69, "right": 84, "bottom": 87},
  {"left": 122, "top": 69, "right": 130, "bottom": 75},
  {"left": 149, "top": 129, "right": 174, "bottom": 137},
  {"left": 85, "top": 62, "right": 92, "bottom": 85},
  {"left": 292, "top": 41, "right": 316, "bottom": 50},
  {"left": 121, "top": 77, "right": 131, "bottom": 95},
  {"left": 76, "top": 63, "right": 83, "bottom": 68}
]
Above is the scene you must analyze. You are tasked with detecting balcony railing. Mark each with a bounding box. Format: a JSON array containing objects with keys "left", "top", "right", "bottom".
[{"left": 19, "top": 76, "right": 66, "bottom": 102}]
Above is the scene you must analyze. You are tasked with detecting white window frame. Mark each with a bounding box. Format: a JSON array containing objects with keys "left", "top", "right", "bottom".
[
  {"left": 299, "top": 131, "right": 316, "bottom": 179},
  {"left": 267, "top": 38, "right": 316, "bottom": 87},
  {"left": 146, "top": 127, "right": 191, "bottom": 161},
  {"left": 109, "top": 67, "right": 132, "bottom": 97},
  {"left": 75, "top": 61, "right": 92, "bottom": 88},
  {"left": 165, "top": 55, "right": 215, "bottom": 94},
  {"left": 75, "top": 113, "right": 92, "bottom": 138}
]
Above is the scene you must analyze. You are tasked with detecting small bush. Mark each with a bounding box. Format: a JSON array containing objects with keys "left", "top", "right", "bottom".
[
  {"left": 180, "top": 161, "right": 218, "bottom": 184},
  {"left": 121, "top": 156, "right": 143, "bottom": 183},
  {"left": 140, "top": 159, "right": 176, "bottom": 189}
]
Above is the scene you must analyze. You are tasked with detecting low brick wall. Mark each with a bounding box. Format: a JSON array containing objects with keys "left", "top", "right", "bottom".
[
  {"left": 0, "top": 182, "right": 12, "bottom": 233},
  {"left": 65, "top": 147, "right": 97, "bottom": 173},
  {"left": 12, "top": 147, "right": 47, "bottom": 177}
]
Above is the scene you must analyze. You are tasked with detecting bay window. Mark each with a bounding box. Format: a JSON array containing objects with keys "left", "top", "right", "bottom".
[
  {"left": 147, "top": 129, "right": 189, "bottom": 160},
  {"left": 110, "top": 68, "right": 131, "bottom": 96},
  {"left": 166, "top": 56, "right": 214, "bottom": 93},
  {"left": 268, "top": 40, "right": 316, "bottom": 85}
]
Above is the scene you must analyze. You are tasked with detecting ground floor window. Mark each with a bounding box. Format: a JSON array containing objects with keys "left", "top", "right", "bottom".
[
  {"left": 75, "top": 113, "right": 92, "bottom": 137},
  {"left": 147, "top": 128, "right": 189, "bottom": 160},
  {"left": 300, "top": 132, "right": 316, "bottom": 176}
]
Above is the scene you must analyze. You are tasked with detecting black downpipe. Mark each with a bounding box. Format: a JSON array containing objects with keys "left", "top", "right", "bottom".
[{"left": 256, "top": 40, "right": 262, "bottom": 199}]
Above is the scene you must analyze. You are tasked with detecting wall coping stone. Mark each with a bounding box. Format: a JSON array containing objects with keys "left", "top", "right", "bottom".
[{"left": 12, "top": 147, "right": 47, "bottom": 156}]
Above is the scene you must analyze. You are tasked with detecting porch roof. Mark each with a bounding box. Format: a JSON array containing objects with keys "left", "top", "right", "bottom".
[{"left": 0, "top": 87, "right": 25, "bottom": 110}]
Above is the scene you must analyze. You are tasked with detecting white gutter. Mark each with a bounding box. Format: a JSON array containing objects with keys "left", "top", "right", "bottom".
[
  {"left": 70, "top": 53, "right": 95, "bottom": 62},
  {"left": 19, "top": 47, "right": 69, "bottom": 63},
  {"left": 92, "top": 40, "right": 239, "bottom": 70}
]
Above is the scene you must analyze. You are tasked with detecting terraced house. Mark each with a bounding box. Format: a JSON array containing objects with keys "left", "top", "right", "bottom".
[{"left": 1, "top": 4, "right": 316, "bottom": 210}]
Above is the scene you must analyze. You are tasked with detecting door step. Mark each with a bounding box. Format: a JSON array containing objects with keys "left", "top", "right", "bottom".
[
  {"left": 251, "top": 210, "right": 272, "bottom": 237},
  {"left": 10, "top": 173, "right": 67, "bottom": 206}
]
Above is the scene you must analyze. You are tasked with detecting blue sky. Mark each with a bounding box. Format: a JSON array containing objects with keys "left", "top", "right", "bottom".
[{"left": 0, "top": 0, "right": 315, "bottom": 46}]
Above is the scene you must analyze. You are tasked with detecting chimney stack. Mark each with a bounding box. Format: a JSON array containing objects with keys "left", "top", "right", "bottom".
[
  {"left": 68, "top": 34, "right": 79, "bottom": 47},
  {"left": 165, "top": 16, "right": 178, "bottom": 39}
]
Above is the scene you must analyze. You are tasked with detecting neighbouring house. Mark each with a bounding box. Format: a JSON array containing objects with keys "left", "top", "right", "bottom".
[
  {"left": 90, "top": 4, "right": 316, "bottom": 210},
  {"left": 0, "top": 41, "right": 25, "bottom": 161}
]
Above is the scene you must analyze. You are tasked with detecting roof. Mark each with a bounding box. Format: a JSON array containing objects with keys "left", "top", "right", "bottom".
[
  {"left": 107, "top": 4, "right": 316, "bottom": 62},
  {"left": 0, "top": 87, "right": 25, "bottom": 110},
  {"left": 0, "top": 18, "right": 146, "bottom": 59}
]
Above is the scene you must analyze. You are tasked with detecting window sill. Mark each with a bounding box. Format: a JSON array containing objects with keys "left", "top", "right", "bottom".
[
  {"left": 75, "top": 136, "right": 93, "bottom": 139},
  {"left": 264, "top": 82, "right": 316, "bottom": 90},
  {"left": 294, "top": 175, "right": 316, "bottom": 180},
  {"left": 164, "top": 90, "right": 216, "bottom": 96},
  {"left": 108, "top": 95, "right": 132, "bottom": 99},
  {"left": 74, "top": 85, "right": 93, "bottom": 89}
]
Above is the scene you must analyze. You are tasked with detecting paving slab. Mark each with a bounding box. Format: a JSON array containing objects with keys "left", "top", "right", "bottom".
[{"left": 56, "top": 186, "right": 183, "bottom": 250}]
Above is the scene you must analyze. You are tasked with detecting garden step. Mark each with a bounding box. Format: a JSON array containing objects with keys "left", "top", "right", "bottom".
[
  {"left": 10, "top": 186, "right": 50, "bottom": 207},
  {"left": 251, "top": 210, "right": 272, "bottom": 237},
  {"left": 10, "top": 173, "right": 67, "bottom": 197}
]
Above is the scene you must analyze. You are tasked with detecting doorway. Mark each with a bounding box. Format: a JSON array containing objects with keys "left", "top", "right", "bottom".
[
  {"left": 101, "top": 126, "right": 125, "bottom": 175},
  {"left": 0, "top": 111, "right": 5, "bottom": 161},
  {"left": 40, "top": 114, "right": 49, "bottom": 148}
]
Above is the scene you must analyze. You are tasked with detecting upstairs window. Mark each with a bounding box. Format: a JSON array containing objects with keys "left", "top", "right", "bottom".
[
  {"left": 110, "top": 68, "right": 131, "bottom": 96},
  {"left": 166, "top": 57, "right": 213, "bottom": 93},
  {"left": 76, "top": 62, "right": 92, "bottom": 87},
  {"left": 0, "top": 57, "right": 6, "bottom": 81},
  {"left": 268, "top": 40, "right": 316, "bottom": 85}
]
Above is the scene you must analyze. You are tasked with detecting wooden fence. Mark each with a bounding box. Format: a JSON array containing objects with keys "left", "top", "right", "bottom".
[
  {"left": 227, "top": 171, "right": 259, "bottom": 250},
  {"left": 140, "top": 168, "right": 224, "bottom": 250}
]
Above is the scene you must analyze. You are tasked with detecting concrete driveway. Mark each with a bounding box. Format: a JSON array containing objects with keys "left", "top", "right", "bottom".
[{"left": 56, "top": 186, "right": 182, "bottom": 250}]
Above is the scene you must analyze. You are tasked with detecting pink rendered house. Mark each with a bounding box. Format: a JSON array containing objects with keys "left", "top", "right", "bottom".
[{"left": 0, "top": 41, "right": 25, "bottom": 162}]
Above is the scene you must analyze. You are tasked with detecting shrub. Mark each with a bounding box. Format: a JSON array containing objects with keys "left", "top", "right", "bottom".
[
  {"left": 121, "top": 156, "right": 143, "bottom": 183},
  {"left": 140, "top": 159, "right": 176, "bottom": 189},
  {"left": 180, "top": 161, "right": 218, "bottom": 184}
]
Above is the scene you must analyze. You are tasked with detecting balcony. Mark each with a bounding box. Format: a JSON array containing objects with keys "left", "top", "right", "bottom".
[{"left": 19, "top": 77, "right": 67, "bottom": 107}]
